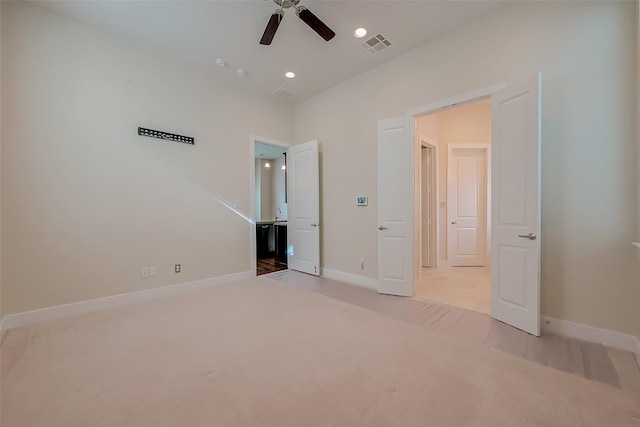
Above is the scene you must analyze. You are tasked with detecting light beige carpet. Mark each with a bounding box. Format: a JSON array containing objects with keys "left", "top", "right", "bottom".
[
  {"left": 2, "top": 277, "right": 639, "bottom": 426},
  {"left": 270, "top": 270, "right": 623, "bottom": 388}
]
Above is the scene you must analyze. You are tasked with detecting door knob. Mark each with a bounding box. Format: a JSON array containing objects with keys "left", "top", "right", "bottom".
[
  {"left": 451, "top": 221, "right": 457, "bottom": 224},
  {"left": 310, "top": 223, "right": 318, "bottom": 227},
  {"left": 518, "top": 233, "right": 537, "bottom": 240},
  {"left": 378, "top": 226, "right": 388, "bottom": 230}
]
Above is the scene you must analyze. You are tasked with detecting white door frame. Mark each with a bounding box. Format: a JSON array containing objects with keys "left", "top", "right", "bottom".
[
  {"left": 446, "top": 143, "right": 491, "bottom": 267},
  {"left": 406, "top": 83, "right": 506, "bottom": 290},
  {"left": 420, "top": 137, "right": 439, "bottom": 269},
  {"left": 249, "top": 134, "right": 291, "bottom": 276}
]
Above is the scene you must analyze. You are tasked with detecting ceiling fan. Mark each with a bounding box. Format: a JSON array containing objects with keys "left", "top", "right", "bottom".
[{"left": 260, "top": 0, "right": 336, "bottom": 45}]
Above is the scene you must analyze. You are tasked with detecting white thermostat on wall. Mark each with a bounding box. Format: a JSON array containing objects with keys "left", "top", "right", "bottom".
[{"left": 357, "top": 196, "right": 368, "bottom": 206}]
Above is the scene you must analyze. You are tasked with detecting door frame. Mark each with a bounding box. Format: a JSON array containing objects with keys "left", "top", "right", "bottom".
[
  {"left": 419, "top": 137, "right": 439, "bottom": 269},
  {"left": 249, "top": 134, "right": 291, "bottom": 277},
  {"left": 406, "top": 83, "right": 506, "bottom": 295},
  {"left": 446, "top": 143, "right": 491, "bottom": 267}
]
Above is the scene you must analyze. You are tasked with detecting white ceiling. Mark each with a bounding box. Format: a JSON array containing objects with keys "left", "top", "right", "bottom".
[{"left": 33, "top": 0, "right": 504, "bottom": 102}]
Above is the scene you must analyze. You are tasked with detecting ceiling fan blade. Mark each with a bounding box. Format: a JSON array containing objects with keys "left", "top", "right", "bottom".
[
  {"left": 296, "top": 7, "right": 335, "bottom": 41},
  {"left": 260, "top": 11, "right": 284, "bottom": 45}
]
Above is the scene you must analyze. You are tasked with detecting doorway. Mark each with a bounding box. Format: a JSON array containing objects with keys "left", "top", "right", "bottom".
[
  {"left": 378, "top": 75, "right": 541, "bottom": 335},
  {"left": 420, "top": 141, "right": 437, "bottom": 269},
  {"left": 250, "top": 136, "right": 321, "bottom": 279},
  {"left": 415, "top": 98, "right": 492, "bottom": 314},
  {"left": 250, "top": 136, "right": 289, "bottom": 276}
]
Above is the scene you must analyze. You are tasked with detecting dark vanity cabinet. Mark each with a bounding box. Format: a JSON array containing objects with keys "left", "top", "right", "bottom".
[
  {"left": 257, "top": 222, "right": 287, "bottom": 266},
  {"left": 275, "top": 224, "right": 288, "bottom": 266},
  {"left": 256, "top": 223, "right": 275, "bottom": 259}
]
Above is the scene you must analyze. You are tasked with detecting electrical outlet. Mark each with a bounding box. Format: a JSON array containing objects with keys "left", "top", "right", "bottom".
[
  {"left": 149, "top": 266, "right": 157, "bottom": 277},
  {"left": 140, "top": 267, "right": 149, "bottom": 278},
  {"left": 175, "top": 264, "right": 181, "bottom": 273},
  {"left": 440, "top": 201, "right": 447, "bottom": 208},
  {"left": 360, "top": 257, "right": 365, "bottom": 270}
]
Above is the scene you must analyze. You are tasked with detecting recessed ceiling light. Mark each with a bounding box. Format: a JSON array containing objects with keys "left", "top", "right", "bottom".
[
  {"left": 285, "top": 71, "right": 296, "bottom": 79},
  {"left": 354, "top": 28, "right": 367, "bottom": 38}
]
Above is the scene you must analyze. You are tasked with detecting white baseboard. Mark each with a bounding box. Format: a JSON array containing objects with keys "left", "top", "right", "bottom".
[
  {"left": 0, "top": 271, "right": 252, "bottom": 332},
  {"left": 321, "top": 269, "right": 377, "bottom": 290},
  {"left": 541, "top": 315, "right": 639, "bottom": 353}
]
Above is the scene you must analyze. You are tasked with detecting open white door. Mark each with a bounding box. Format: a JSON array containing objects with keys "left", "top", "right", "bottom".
[
  {"left": 287, "top": 140, "right": 320, "bottom": 276},
  {"left": 491, "top": 74, "right": 541, "bottom": 336},
  {"left": 377, "top": 117, "right": 414, "bottom": 296}
]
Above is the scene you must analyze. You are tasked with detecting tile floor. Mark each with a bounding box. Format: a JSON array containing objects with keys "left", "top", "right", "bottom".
[{"left": 416, "top": 266, "right": 491, "bottom": 314}]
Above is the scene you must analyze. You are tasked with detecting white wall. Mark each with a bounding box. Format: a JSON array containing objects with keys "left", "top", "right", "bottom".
[
  {"left": 0, "top": 0, "right": 3, "bottom": 322},
  {"left": 255, "top": 157, "right": 286, "bottom": 222},
  {"left": 1, "top": 2, "right": 292, "bottom": 315},
  {"left": 294, "top": 1, "right": 638, "bottom": 335},
  {"left": 272, "top": 156, "right": 287, "bottom": 221},
  {"left": 259, "top": 160, "right": 274, "bottom": 221},
  {"left": 255, "top": 159, "right": 262, "bottom": 222},
  {"left": 636, "top": 0, "right": 640, "bottom": 340}
]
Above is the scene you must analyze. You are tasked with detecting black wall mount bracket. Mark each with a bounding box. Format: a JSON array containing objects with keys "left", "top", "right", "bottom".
[{"left": 138, "top": 127, "right": 194, "bottom": 145}]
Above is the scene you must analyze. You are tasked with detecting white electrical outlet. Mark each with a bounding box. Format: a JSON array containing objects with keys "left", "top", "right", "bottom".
[
  {"left": 175, "top": 264, "right": 181, "bottom": 273},
  {"left": 149, "top": 266, "right": 157, "bottom": 277},
  {"left": 140, "top": 267, "right": 149, "bottom": 278}
]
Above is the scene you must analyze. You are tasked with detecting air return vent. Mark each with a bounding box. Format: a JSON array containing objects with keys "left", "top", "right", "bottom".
[
  {"left": 270, "top": 87, "right": 296, "bottom": 100},
  {"left": 361, "top": 34, "right": 391, "bottom": 55}
]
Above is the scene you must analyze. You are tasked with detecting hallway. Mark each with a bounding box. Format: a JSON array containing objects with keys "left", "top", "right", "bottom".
[{"left": 415, "top": 267, "right": 490, "bottom": 314}]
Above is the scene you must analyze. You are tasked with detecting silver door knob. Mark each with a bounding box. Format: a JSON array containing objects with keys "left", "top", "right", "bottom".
[
  {"left": 378, "top": 226, "right": 388, "bottom": 230},
  {"left": 310, "top": 223, "right": 318, "bottom": 227},
  {"left": 518, "top": 233, "right": 537, "bottom": 240}
]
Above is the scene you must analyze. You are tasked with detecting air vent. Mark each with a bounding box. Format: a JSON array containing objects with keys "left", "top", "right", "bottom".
[
  {"left": 361, "top": 33, "right": 391, "bottom": 55},
  {"left": 270, "top": 87, "right": 296, "bottom": 100}
]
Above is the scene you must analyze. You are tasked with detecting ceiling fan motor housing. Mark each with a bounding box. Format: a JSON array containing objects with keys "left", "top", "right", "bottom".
[
  {"left": 261, "top": 0, "right": 335, "bottom": 45},
  {"left": 274, "top": 0, "right": 300, "bottom": 9}
]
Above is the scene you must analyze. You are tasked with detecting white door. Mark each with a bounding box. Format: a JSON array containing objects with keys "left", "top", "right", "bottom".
[
  {"left": 377, "top": 117, "right": 414, "bottom": 296},
  {"left": 287, "top": 140, "right": 320, "bottom": 276},
  {"left": 491, "top": 74, "right": 541, "bottom": 336},
  {"left": 448, "top": 146, "right": 488, "bottom": 267}
]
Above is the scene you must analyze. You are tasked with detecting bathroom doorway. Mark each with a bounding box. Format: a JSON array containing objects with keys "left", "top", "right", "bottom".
[
  {"left": 253, "top": 139, "right": 289, "bottom": 276},
  {"left": 254, "top": 140, "right": 287, "bottom": 276}
]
